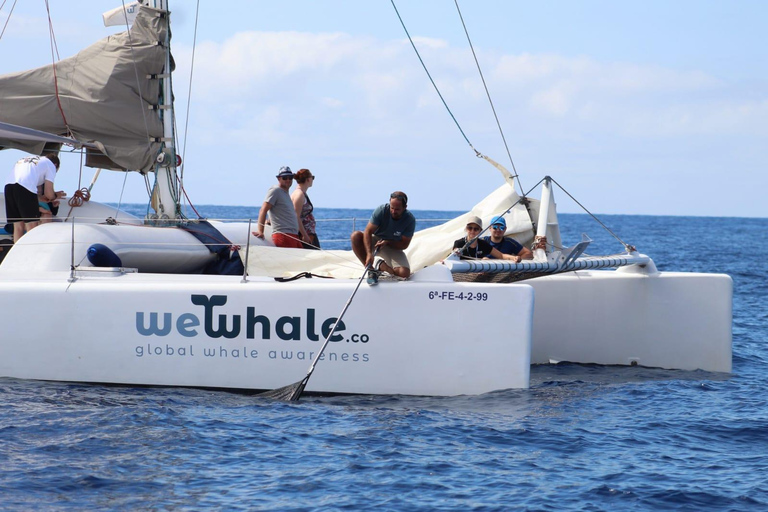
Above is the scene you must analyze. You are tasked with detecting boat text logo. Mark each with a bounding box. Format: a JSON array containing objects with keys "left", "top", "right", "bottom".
[{"left": 134, "top": 294, "right": 370, "bottom": 344}]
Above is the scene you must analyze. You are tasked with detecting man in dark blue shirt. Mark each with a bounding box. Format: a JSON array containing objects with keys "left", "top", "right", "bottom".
[
  {"left": 351, "top": 191, "right": 416, "bottom": 284},
  {"left": 482, "top": 215, "right": 533, "bottom": 263}
]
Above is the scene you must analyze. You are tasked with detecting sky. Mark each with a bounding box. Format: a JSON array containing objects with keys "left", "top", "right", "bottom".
[{"left": 0, "top": 0, "right": 766, "bottom": 217}]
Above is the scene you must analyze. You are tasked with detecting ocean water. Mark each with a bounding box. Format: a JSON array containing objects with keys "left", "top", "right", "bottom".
[{"left": 1, "top": 207, "right": 766, "bottom": 511}]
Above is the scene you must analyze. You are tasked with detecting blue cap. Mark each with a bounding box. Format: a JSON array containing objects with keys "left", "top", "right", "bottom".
[{"left": 490, "top": 216, "right": 506, "bottom": 230}]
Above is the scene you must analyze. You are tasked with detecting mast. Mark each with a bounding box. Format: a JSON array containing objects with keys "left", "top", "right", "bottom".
[
  {"left": 533, "top": 177, "right": 562, "bottom": 262},
  {"left": 148, "top": 0, "right": 180, "bottom": 221}
]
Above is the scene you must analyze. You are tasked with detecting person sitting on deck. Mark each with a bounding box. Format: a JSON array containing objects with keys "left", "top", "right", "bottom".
[
  {"left": 253, "top": 166, "right": 302, "bottom": 248},
  {"left": 351, "top": 191, "right": 415, "bottom": 285},
  {"left": 452, "top": 216, "right": 521, "bottom": 261},
  {"left": 482, "top": 215, "right": 533, "bottom": 263},
  {"left": 37, "top": 183, "right": 63, "bottom": 224}
]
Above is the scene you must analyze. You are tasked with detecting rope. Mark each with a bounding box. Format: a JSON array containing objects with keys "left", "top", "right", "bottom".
[
  {"left": 67, "top": 188, "right": 90, "bottom": 208},
  {"left": 66, "top": 147, "right": 88, "bottom": 209},
  {"left": 453, "top": 0, "right": 525, "bottom": 196},
  {"left": 43, "top": 0, "right": 71, "bottom": 135},
  {"left": 549, "top": 177, "right": 636, "bottom": 252},
  {"left": 0, "top": 0, "right": 19, "bottom": 40},
  {"left": 390, "top": 0, "right": 476, "bottom": 151},
  {"left": 179, "top": 0, "right": 200, "bottom": 188}
]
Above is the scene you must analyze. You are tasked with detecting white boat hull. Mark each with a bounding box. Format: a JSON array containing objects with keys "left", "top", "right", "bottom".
[
  {"left": 528, "top": 269, "right": 732, "bottom": 372},
  {"left": 0, "top": 264, "right": 534, "bottom": 396}
]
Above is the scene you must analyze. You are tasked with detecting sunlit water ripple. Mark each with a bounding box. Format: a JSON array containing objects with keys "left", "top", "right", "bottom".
[{"left": 1, "top": 208, "right": 766, "bottom": 511}]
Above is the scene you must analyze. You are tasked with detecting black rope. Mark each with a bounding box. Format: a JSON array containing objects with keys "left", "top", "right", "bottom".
[
  {"left": 453, "top": 0, "right": 525, "bottom": 196},
  {"left": 549, "top": 177, "right": 635, "bottom": 252},
  {"left": 390, "top": 0, "right": 476, "bottom": 151},
  {"left": 274, "top": 272, "right": 333, "bottom": 282}
]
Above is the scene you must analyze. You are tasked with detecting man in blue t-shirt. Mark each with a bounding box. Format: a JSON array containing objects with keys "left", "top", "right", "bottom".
[
  {"left": 482, "top": 215, "right": 533, "bottom": 263},
  {"left": 351, "top": 191, "right": 416, "bottom": 284}
]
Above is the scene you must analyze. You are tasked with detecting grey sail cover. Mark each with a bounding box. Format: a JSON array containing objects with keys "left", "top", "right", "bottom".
[{"left": 0, "top": 6, "right": 169, "bottom": 172}]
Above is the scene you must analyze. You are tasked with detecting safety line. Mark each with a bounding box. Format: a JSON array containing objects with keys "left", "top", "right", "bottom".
[
  {"left": 453, "top": 0, "right": 525, "bottom": 196},
  {"left": 390, "top": 0, "right": 475, "bottom": 151}
]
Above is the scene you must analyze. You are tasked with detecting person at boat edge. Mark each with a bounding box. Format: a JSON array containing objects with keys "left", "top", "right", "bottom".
[
  {"left": 37, "top": 183, "right": 62, "bottom": 224},
  {"left": 4, "top": 153, "right": 66, "bottom": 243},
  {"left": 252, "top": 166, "right": 303, "bottom": 249},
  {"left": 351, "top": 191, "right": 415, "bottom": 282},
  {"left": 452, "top": 216, "right": 521, "bottom": 261},
  {"left": 483, "top": 215, "right": 533, "bottom": 263},
  {"left": 291, "top": 168, "right": 320, "bottom": 250}
]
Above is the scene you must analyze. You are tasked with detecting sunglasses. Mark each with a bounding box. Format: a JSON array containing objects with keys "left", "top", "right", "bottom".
[
  {"left": 390, "top": 192, "right": 408, "bottom": 206},
  {"left": 280, "top": 176, "right": 294, "bottom": 181},
  {"left": 466, "top": 226, "right": 481, "bottom": 232},
  {"left": 491, "top": 224, "right": 505, "bottom": 230}
]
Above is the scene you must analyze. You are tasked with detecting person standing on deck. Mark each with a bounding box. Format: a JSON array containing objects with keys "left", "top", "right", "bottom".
[
  {"left": 253, "top": 166, "right": 302, "bottom": 248},
  {"left": 482, "top": 215, "right": 533, "bottom": 263},
  {"left": 4, "top": 153, "right": 66, "bottom": 243},
  {"left": 291, "top": 168, "right": 320, "bottom": 250},
  {"left": 351, "top": 191, "right": 415, "bottom": 285}
]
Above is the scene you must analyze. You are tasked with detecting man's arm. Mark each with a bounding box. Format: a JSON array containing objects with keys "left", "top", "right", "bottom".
[
  {"left": 363, "top": 222, "right": 378, "bottom": 266},
  {"left": 379, "top": 235, "right": 412, "bottom": 251},
  {"left": 41, "top": 180, "right": 56, "bottom": 202},
  {"left": 253, "top": 201, "right": 272, "bottom": 239},
  {"left": 518, "top": 246, "right": 533, "bottom": 260}
]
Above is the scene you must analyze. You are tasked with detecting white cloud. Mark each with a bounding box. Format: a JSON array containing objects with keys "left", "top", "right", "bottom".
[{"left": 179, "top": 31, "right": 754, "bottom": 145}]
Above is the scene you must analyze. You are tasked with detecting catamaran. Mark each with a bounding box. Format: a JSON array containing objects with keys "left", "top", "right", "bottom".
[{"left": 0, "top": 2, "right": 731, "bottom": 397}]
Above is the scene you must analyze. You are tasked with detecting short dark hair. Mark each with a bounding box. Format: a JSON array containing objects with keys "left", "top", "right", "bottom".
[
  {"left": 43, "top": 152, "right": 60, "bottom": 169},
  {"left": 390, "top": 191, "right": 408, "bottom": 207}
]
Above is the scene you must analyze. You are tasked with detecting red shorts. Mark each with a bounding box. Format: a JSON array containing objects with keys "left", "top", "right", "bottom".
[{"left": 272, "top": 233, "right": 303, "bottom": 248}]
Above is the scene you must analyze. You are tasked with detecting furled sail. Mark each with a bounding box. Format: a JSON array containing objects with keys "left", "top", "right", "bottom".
[{"left": 0, "top": 5, "right": 170, "bottom": 173}]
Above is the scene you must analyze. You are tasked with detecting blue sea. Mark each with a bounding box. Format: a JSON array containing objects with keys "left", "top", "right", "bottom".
[{"left": 1, "top": 206, "right": 766, "bottom": 511}]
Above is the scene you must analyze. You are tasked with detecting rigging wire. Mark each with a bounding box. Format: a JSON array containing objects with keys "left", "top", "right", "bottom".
[
  {"left": 390, "top": 0, "right": 477, "bottom": 153},
  {"left": 43, "top": 0, "right": 71, "bottom": 134},
  {"left": 453, "top": 0, "right": 525, "bottom": 196},
  {"left": 0, "top": 0, "right": 19, "bottom": 40},
  {"left": 449, "top": 3, "right": 630, "bottom": 251},
  {"left": 456, "top": 176, "right": 546, "bottom": 254},
  {"left": 179, "top": 0, "right": 200, "bottom": 191},
  {"left": 549, "top": 177, "right": 635, "bottom": 252}
]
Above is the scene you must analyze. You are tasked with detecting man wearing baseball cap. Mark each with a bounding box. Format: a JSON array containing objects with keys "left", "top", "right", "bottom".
[
  {"left": 482, "top": 215, "right": 533, "bottom": 263},
  {"left": 252, "top": 166, "right": 302, "bottom": 248}
]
